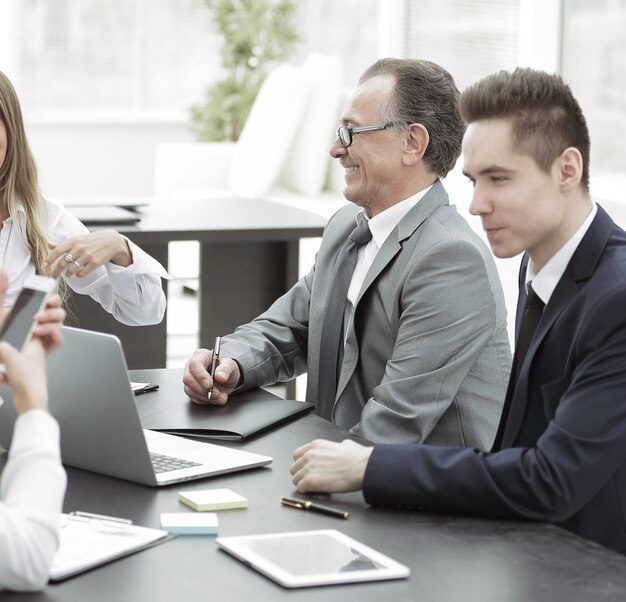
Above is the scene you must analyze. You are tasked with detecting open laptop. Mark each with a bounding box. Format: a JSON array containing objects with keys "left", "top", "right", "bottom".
[{"left": 0, "top": 327, "right": 272, "bottom": 486}]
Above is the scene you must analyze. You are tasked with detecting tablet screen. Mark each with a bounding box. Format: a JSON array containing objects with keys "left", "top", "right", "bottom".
[{"left": 217, "top": 529, "right": 410, "bottom": 588}]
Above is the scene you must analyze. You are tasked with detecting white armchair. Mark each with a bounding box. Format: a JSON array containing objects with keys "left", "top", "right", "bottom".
[
  {"left": 154, "top": 54, "right": 348, "bottom": 217},
  {"left": 154, "top": 54, "right": 349, "bottom": 298}
]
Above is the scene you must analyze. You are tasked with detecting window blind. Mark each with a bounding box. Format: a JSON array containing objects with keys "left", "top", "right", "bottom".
[
  {"left": 562, "top": 0, "right": 626, "bottom": 175},
  {"left": 403, "top": 0, "right": 521, "bottom": 90},
  {"left": 16, "top": 0, "right": 218, "bottom": 113}
]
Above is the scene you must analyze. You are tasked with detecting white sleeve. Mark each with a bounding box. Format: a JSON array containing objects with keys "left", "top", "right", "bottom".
[
  {"left": 52, "top": 208, "right": 170, "bottom": 326},
  {"left": 0, "top": 410, "right": 66, "bottom": 591}
]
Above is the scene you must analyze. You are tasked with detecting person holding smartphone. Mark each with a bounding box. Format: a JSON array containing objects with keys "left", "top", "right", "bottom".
[
  {"left": 0, "top": 71, "right": 169, "bottom": 325},
  {"left": 0, "top": 271, "right": 66, "bottom": 591}
]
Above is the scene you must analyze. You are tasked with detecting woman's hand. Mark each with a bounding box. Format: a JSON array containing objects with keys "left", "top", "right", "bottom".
[
  {"left": 43, "top": 230, "right": 133, "bottom": 278},
  {"left": 0, "top": 273, "right": 64, "bottom": 352},
  {"left": 0, "top": 270, "right": 65, "bottom": 390},
  {"left": 0, "top": 337, "right": 49, "bottom": 415}
]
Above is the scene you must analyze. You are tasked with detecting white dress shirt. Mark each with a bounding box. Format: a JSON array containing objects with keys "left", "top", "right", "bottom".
[
  {"left": 0, "top": 198, "right": 170, "bottom": 325},
  {"left": 526, "top": 203, "right": 597, "bottom": 304},
  {"left": 344, "top": 185, "right": 434, "bottom": 338},
  {"left": 0, "top": 410, "right": 66, "bottom": 591}
]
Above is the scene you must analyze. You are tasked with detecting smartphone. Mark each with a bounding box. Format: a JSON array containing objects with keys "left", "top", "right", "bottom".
[{"left": 0, "top": 275, "right": 56, "bottom": 369}]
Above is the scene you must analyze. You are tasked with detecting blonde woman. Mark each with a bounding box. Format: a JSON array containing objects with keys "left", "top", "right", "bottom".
[{"left": 0, "top": 71, "right": 168, "bottom": 325}]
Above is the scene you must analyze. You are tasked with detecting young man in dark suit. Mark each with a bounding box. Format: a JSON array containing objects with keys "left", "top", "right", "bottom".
[{"left": 291, "top": 67, "right": 626, "bottom": 554}]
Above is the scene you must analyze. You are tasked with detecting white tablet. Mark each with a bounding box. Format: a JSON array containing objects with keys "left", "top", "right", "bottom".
[{"left": 216, "top": 529, "right": 410, "bottom": 588}]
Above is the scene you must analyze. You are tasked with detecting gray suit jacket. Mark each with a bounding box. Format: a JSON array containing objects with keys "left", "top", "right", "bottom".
[{"left": 221, "top": 181, "right": 511, "bottom": 448}]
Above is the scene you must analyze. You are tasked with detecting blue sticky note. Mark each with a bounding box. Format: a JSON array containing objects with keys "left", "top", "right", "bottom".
[{"left": 160, "top": 512, "right": 219, "bottom": 535}]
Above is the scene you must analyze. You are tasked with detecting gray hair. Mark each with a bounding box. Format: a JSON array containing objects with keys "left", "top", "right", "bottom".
[{"left": 359, "top": 58, "right": 464, "bottom": 177}]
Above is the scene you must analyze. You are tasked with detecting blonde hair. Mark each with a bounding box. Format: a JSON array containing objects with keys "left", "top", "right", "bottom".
[{"left": 0, "top": 71, "right": 52, "bottom": 277}]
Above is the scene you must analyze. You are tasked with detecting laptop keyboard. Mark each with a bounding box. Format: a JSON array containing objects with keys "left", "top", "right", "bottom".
[{"left": 150, "top": 452, "right": 202, "bottom": 474}]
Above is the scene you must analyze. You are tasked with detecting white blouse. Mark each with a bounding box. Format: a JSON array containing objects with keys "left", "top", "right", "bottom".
[
  {"left": 0, "top": 198, "right": 170, "bottom": 326},
  {"left": 0, "top": 410, "right": 66, "bottom": 591}
]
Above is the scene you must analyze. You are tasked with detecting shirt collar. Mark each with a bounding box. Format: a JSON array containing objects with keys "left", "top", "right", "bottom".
[
  {"left": 526, "top": 202, "right": 597, "bottom": 304},
  {"left": 362, "top": 183, "right": 434, "bottom": 249}
]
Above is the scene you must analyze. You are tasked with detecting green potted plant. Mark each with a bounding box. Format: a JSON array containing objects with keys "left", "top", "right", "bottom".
[{"left": 191, "top": 0, "right": 300, "bottom": 141}]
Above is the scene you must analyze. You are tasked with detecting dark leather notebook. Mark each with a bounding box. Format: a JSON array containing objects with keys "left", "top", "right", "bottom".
[
  {"left": 139, "top": 393, "right": 314, "bottom": 441},
  {"left": 69, "top": 206, "right": 141, "bottom": 225}
]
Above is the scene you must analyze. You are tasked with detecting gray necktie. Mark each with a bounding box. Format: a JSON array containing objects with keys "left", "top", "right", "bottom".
[{"left": 317, "top": 215, "right": 372, "bottom": 420}]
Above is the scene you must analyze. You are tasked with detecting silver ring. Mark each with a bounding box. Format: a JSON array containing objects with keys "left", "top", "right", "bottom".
[
  {"left": 64, "top": 252, "right": 74, "bottom": 263},
  {"left": 73, "top": 260, "right": 82, "bottom": 270}
]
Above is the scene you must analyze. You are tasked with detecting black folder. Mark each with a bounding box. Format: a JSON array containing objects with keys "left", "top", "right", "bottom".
[
  {"left": 69, "top": 206, "right": 141, "bottom": 226},
  {"left": 140, "top": 392, "right": 314, "bottom": 441}
]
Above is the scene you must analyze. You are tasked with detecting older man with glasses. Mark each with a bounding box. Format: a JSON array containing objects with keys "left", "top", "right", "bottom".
[{"left": 183, "top": 58, "right": 511, "bottom": 449}]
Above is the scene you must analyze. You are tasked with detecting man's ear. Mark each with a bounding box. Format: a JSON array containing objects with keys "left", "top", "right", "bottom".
[
  {"left": 403, "top": 123, "right": 429, "bottom": 165},
  {"left": 558, "top": 147, "right": 583, "bottom": 192}
]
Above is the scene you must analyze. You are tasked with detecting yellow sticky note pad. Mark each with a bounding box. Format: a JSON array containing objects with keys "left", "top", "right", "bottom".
[{"left": 178, "top": 488, "right": 248, "bottom": 512}]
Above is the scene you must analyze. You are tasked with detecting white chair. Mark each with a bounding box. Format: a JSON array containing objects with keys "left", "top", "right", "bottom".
[{"left": 154, "top": 54, "right": 347, "bottom": 212}]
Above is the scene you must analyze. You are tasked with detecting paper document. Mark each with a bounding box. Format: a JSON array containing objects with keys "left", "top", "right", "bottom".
[
  {"left": 131, "top": 381, "right": 159, "bottom": 395},
  {"left": 50, "top": 512, "right": 169, "bottom": 581}
]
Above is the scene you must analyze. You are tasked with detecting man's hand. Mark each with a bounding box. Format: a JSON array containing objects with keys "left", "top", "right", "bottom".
[
  {"left": 183, "top": 348, "right": 242, "bottom": 405},
  {"left": 290, "top": 439, "right": 374, "bottom": 494}
]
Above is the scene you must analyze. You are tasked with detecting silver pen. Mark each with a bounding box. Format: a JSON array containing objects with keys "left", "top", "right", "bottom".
[{"left": 207, "top": 336, "right": 221, "bottom": 400}]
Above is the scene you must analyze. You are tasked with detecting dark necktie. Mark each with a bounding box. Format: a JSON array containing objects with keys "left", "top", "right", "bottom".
[
  {"left": 513, "top": 283, "right": 549, "bottom": 446},
  {"left": 514, "top": 283, "right": 545, "bottom": 381},
  {"left": 317, "top": 216, "right": 372, "bottom": 419}
]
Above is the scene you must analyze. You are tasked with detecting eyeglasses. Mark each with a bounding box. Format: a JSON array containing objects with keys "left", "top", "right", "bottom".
[{"left": 336, "top": 122, "right": 403, "bottom": 147}]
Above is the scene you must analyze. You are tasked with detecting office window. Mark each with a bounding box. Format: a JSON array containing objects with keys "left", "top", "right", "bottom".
[
  {"left": 15, "top": 0, "right": 218, "bottom": 114},
  {"left": 562, "top": 0, "right": 626, "bottom": 177},
  {"left": 293, "top": 0, "right": 379, "bottom": 87},
  {"left": 11, "top": 0, "right": 379, "bottom": 117},
  {"left": 404, "top": 0, "right": 521, "bottom": 89}
]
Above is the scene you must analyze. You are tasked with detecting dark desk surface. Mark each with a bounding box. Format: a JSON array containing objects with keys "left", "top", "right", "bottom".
[
  {"left": 67, "top": 197, "right": 327, "bottom": 371},
  {"left": 115, "top": 197, "right": 327, "bottom": 244},
  {"left": 4, "top": 368, "right": 626, "bottom": 601}
]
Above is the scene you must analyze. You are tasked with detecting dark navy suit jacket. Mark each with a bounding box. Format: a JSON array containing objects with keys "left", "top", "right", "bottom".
[{"left": 363, "top": 205, "right": 626, "bottom": 553}]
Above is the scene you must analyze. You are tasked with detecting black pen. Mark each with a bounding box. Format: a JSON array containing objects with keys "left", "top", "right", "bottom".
[
  {"left": 207, "top": 336, "right": 221, "bottom": 400},
  {"left": 280, "top": 497, "right": 349, "bottom": 520}
]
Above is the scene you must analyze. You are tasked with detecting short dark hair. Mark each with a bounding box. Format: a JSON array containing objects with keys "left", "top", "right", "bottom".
[
  {"left": 460, "top": 67, "right": 590, "bottom": 190},
  {"left": 359, "top": 58, "right": 464, "bottom": 178}
]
